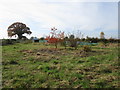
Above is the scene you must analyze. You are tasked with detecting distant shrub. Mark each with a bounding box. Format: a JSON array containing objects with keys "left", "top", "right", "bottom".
[
  {"left": 2, "top": 39, "right": 14, "bottom": 46},
  {"left": 22, "top": 40, "right": 32, "bottom": 44},
  {"left": 60, "top": 37, "right": 69, "bottom": 49},
  {"left": 40, "top": 37, "right": 45, "bottom": 40},
  {"left": 1, "top": 39, "right": 32, "bottom": 46},
  {"left": 98, "top": 42, "right": 107, "bottom": 48},
  {"left": 82, "top": 45, "right": 91, "bottom": 52},
  {"left": 68, "top": 35, "right": 78, "bottom": 50}
]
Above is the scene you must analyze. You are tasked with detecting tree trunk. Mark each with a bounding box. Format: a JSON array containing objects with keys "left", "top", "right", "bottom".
[
  {"left": 55, "top": 42, "right": 58, "bottom": 49},
  {"left": 65, "top": 45, "right": 66, "bottom": 49},
  {"left": 17, "top": 34, "right": 23, "bottom": 39}
]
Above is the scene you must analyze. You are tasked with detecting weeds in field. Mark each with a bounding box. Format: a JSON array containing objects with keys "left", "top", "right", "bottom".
[{"left": 2, "top": 43, "right": 119, "bottom": 88}]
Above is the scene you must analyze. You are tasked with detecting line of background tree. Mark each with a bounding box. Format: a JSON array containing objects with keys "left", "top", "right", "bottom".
[{"left": 1, "top": 22, "right": 120, "bottom": 48}]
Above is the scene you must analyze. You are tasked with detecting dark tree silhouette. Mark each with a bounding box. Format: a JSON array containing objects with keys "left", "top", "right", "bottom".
[{"left": 7, "top": 22, "right": 32, "bottom": 39}]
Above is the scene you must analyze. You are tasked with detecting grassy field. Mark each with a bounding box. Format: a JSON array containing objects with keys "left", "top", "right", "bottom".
[{"left": 2, "top": 42, "right": 119, "bottom": 88}]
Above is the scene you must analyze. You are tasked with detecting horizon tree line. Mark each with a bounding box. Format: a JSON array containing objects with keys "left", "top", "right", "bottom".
[{"left": 7, "top": 22, "right": 119, "bottom": 45}]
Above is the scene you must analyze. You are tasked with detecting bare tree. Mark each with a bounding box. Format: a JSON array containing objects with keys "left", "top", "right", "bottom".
[{"left": 66, "top": 30, "right": 84, "bottom": 49}]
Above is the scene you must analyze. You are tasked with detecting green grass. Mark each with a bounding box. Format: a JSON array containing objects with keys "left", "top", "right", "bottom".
[{"left": 2, "top": 43, "right": 119, "bottom": 88}]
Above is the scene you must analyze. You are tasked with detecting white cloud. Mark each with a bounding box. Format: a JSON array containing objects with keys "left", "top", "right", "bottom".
[{"left": 0, "top": 0, "right": 118, "bottom": 39}]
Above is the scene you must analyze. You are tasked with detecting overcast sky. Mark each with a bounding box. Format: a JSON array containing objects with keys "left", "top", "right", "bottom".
[{"left": 0, "top": 0, "right": 119, "bottom": 39}]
